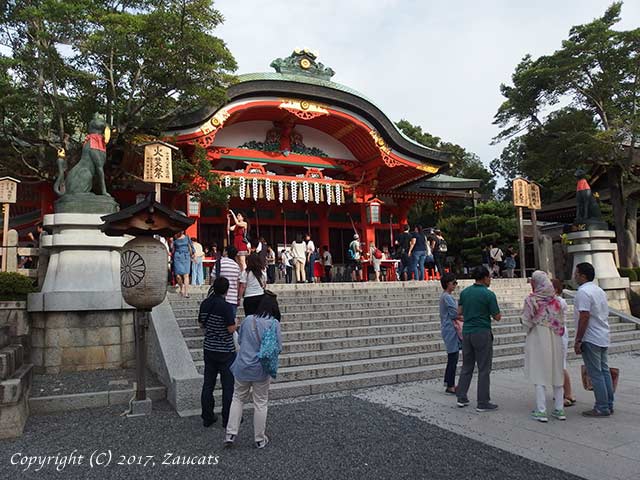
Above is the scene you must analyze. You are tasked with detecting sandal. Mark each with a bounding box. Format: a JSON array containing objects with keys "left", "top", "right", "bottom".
[{"left": 564, "top": 398, "right": 576, "bottom": 407}]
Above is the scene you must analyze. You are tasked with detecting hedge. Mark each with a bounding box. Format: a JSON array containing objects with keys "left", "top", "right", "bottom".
[
  {"left": 619, "top": 268, "right": 638, "bottom": 282},
  {"left": 0, "top": 272, "right": 37, "bottom": 301}
]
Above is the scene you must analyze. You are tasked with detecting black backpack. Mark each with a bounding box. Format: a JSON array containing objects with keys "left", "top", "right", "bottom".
[{"left": 437, "top": 239, "right": 448, "bottom": 253}]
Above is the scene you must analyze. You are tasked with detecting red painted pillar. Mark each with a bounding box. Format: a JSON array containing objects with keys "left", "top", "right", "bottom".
[
  {"left": 319, "top": 209, "right": 329, "bottom": 249},
  {"left": 40, "top": 183, "right": 55, "bottom": 216},
  {"left": 360, "top": 203, "right": 375, "bottom": 249},
  {"left": 397, "top": 199, "right": 415, "bottom": 227},
  {"left": 186, "top": 218, "right": 198, "bottom": 239}
]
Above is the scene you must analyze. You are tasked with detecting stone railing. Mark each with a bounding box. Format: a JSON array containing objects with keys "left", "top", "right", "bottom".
[{"left": 0, "top": 229, "right": 45, "bottom": 286}]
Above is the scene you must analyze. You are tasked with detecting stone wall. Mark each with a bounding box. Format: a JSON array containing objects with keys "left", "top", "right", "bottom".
[
  {"left": 0, "top": 301, "right": 33, "bottom": 439},
  {"left": 30, "top": 310, "right": 135, "bottom": 374},
  {"left": 630, "top": 282, "right": 640, "bottom": 317}
]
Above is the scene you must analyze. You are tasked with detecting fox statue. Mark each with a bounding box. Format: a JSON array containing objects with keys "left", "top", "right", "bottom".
[{"left": 54, "top": 115, "right": 110, "bottom": 197}]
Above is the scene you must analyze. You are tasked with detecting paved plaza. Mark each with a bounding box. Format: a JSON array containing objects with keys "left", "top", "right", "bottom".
[
  {"left": 1, "top": 353, "right": 637, "bottom": 479},
  {"left": 357, "top": 352, "right": 640, "bottom": 480}
]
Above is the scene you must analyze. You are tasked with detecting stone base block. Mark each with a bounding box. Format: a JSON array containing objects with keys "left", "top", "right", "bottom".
[
  {"left": 0, "top": 396, "right": 29, "bottom": 439},
  {"left": 54, "top": 193, "right": 119, "bottom": 214},
  {"left": 30, "top": 310, "right": 135, "bottom": 374},
  {"left": 0, "top": 363, "right": 32, "bottom": 439},
  {"left": 127, "top": 398, "right": 152, "bottom": 417}
]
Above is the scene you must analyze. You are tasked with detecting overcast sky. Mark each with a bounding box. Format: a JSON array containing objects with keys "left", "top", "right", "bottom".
[{"left": 214, "top": 0, "right": 640, "bottom": 174}]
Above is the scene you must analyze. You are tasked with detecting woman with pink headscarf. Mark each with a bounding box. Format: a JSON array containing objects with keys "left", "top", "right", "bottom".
[{"left": 522, "top": 270, "right": 567, "bottom": 422}]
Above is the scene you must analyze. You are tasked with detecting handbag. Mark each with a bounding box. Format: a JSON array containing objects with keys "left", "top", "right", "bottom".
[
  {"left": 581, "top": 365, "right": 619, "bottom": 392},
  {"left": 252, "top": 317, "right": 281, "bottom": 379}
]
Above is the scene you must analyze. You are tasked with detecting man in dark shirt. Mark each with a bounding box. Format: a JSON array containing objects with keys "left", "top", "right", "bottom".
[
  {"left": 396, "top": 224, "right": 413, "bottom": 281},
  {"left": 408, "top": 224, "right": 428, "bottom": 281},
  {"left": 199, "top": 277, "right": 237, "bottom": 428}
]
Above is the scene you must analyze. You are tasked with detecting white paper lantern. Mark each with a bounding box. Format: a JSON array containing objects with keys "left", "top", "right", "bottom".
[
  {"left": 252, "top": 178, "right": 259, "bottom": 200},
  {"left": 239, "top": 177, "right": 246, "bottom": 200},
  {"left": 120, "top": 237, "right": 168, "bottom": 310},
  {"left": 291, "top": 180, "right": 297, "bottom": 203}
]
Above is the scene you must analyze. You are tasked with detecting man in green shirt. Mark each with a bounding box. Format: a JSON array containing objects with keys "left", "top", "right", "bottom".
[{"left": 456, "top": 266, "right": 501, "bottom": 412}]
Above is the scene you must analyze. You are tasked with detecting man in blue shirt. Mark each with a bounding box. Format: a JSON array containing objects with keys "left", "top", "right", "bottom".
[{"left": 199, "top": 277, "right": 237, "bottom": 428}]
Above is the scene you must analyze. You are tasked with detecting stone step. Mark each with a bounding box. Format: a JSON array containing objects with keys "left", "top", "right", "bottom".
[
  {"left": 171, "top": 281, "right": 530, "bottom": 296},
  {"left": 195, "top": 339, "right": 640, "bottom": 392},
  {"left": 184, "top": 321, "right": 636, "bottom": 352},
  {"left": 171, "top": 298, "right": 532, "bottom": 315},
  {"left": 172, "top": 302, "right": 530, "bottom": 321},
  {"left": 169, "top": 289, "right": 534, "bottom": 306},
  {"left": 0, "top": 343, "right": 24, "bottom": 381},
  {"left": 190, "top": 328, "right": 640, "bottom": 363}
]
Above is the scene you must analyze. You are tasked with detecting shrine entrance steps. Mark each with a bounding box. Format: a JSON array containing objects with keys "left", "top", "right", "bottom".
[{"left": 167, "top": 279, "right": 640, "bottom": 403}]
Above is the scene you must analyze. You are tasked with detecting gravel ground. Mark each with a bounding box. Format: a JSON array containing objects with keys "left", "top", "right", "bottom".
[
  {"left": 31, "top": 369, "right": 163, "bottom": 397},
  {"left": 0, "top": 396, "right": 584, "bottom": 480}
]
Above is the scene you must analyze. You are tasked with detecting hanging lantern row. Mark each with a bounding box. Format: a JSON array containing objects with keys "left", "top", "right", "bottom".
[{"left": 221, "top": 175, "right": 344, "bottom": 205}]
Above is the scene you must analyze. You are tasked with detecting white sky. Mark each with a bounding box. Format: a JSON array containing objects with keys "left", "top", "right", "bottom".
[{"left": 214, "top": 0, "right": 640, "bottom": 173}]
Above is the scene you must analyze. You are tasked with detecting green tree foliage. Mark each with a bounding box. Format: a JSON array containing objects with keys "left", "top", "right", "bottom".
[
  {"left": 1, "top": 0, "right": 236, "bottom": 203},
  {"left": 436, "top": 201, "right": 518, "bottom": 273},
  {"left": 492, "top": 2, "right": 639, "bottom": 267},
  {"left": 397, "top": 119, "right": 496, "bottom": 229},
  {"left": 397, "top": 119, "right": 496, "bottom": 196}
]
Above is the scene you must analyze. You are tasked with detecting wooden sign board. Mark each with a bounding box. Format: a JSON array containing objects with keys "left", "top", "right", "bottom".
[
  {"left": 144, "top": 144, "right": 173, "bottom": 184},
  {"left": 512, "top": 178, "right": 530, "bottom": 207},
  {"left": 0, "top": 178, "right": 19, "bottom": 204},
  {"left": 529, "top": 183, "right": 542, "bottom": 210}
]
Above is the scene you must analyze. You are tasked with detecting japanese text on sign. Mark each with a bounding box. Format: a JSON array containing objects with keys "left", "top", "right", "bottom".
[
  {"left": 512, "top": 178, "right": 530, "bottom": 207},
  {"left": 144, "top": 144, "right": 173, "bottom": 184},
  {"left": 0, "top": 179, "right": 18, "bottom": 204},
  {"left": 529, "top": 183, "right": 542, "bottom": 210}
]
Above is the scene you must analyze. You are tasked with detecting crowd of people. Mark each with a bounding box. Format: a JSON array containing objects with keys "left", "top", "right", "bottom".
[
  {"left": 198, "top": 253, "right": 615, "bottom": 450},
  {"left": 439, "top": 261, "right": 614, "bottom": 421}
]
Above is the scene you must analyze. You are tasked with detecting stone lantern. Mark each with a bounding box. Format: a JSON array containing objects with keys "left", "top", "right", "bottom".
[{"left": 101, "top": 194, "right": 194, "bottom": 416}]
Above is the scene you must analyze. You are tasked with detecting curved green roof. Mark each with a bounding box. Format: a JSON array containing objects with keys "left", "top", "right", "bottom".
[
  {"left": 235, "top": 72, "right": 438, "bottom": 154},
  {"left": 236, "top": 72, "right": 374, "bottom": 104}
]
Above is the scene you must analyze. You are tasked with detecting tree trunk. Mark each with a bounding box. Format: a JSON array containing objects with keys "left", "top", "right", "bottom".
[{"left": 608, "top": 165, "right": 639, "bottom": 267}]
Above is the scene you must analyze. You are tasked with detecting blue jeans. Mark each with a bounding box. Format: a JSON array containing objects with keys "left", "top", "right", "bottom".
[
  {"left": 581, "top": 342, "right": 614, "bottom": 414},
  {"left": 411, "top": 250, "right": 427, "bottom": 281},
  {"left": 192, "top": 258, "right": 203, "bottom": 285}
]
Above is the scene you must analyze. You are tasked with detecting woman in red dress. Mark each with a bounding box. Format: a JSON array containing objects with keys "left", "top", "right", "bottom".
[{"left": 228, "top": 210, "right": 249, "bottom": 271}]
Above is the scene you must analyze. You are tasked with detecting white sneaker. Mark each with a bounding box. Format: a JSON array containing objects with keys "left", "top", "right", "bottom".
[
  {"left": 255, "top": 435, "right": 269, "bottom": 449},
  {"left": 223, "top": 433, "right": 235, "bottom": 448}
]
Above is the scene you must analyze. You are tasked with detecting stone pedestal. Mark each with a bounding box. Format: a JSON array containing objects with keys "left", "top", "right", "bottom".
[
  {"left": 28, "top": 213, "right": 135, "bottom": 373},
  {"left": 567, "top": 230, "right": 630, "bottom": 313}
]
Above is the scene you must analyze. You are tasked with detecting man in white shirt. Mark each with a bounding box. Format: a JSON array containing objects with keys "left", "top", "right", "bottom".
[
  {"left": 322, "top": 245, "right": 333, "bottom": 282},
  {"left": 211, "top": 246, "right": 241, "bottom": 318},
  {"left": 191, "top": 237, "right": 205, "bottom": 286},
  {"left": 489, "top": 243, "right": 503, "bottom": 278},
  {"left": 304, "top": 233, "right": 316, "bottom": 283},
  {"left": 573, "top": 262, "right": 613, "bottom": 417}
]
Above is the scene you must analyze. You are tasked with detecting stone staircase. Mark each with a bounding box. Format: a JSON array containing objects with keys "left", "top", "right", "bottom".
[
  {"left": 167, "top": 279, "right": 640, "bottom": 400},
  {"left": 0, "top": 301, "right": 33, "bottom": 438}
]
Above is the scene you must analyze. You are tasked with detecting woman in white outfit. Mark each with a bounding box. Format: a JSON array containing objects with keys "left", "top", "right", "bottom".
[
  {"left": 522, "top": 270, "right": 567, "bottom": 422},
  {"left": 291, "top": 234, "right": 307, "bottom": 283}
]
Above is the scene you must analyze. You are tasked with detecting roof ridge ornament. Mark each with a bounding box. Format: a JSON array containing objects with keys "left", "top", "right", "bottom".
[{"left": 270, "top": 49, "right": 335, "bottom": 80}]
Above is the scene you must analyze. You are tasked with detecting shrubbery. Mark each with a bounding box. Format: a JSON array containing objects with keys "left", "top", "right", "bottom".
[
  {"left": 619, "top": 268, "right": 640, "bottom": 282},
  {"left": 0, "top": 272, "right": 36, "bottom": 301}
]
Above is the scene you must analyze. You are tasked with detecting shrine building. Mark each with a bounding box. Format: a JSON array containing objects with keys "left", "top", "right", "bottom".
[
  {"left": 162, "top": 49, "right": 476, "bottom": 261},
  {"left": 9, "top": 50, "right": 483, "bottom": 263}
]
